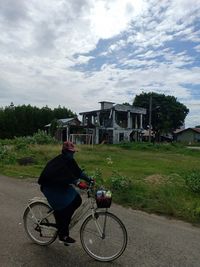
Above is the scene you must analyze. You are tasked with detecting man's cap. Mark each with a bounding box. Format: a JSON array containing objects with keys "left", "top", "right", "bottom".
[{"left": 62, "top": 141, "right": 78, "bottom": 152}]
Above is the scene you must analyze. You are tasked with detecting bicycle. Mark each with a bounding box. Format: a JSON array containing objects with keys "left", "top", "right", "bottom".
[{"left": 23, "top": 182, "right": 128, "bottom": 262}]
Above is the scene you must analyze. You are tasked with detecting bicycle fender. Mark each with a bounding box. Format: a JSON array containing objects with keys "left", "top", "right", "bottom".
[{"left": 28, "top": 197, "right": 49, "bottom": 206}]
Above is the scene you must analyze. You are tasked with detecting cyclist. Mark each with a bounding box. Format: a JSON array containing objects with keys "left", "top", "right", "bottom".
[{"left": 38, "top": 141, "right": 92, "bottom": 245}]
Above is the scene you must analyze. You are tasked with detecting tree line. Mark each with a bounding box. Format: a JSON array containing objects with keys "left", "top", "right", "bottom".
[
  {"left": 0, "top": 104, "right": 75, "bottom": 139},
  {"left": 0, "top": 92, "right": 190, "bottom": 140}
]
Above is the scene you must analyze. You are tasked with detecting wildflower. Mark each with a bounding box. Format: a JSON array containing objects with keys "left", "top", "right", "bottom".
[{"left": 106, "top": 156, "right": 113, "bottom": 165}]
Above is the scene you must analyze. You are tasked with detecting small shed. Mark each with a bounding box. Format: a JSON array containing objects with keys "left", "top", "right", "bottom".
[
  {"left": 175, "top": 128, "right": 200, "bottom": 143},
  {"left": 45, "top": 117, "right": 82, "bottom": 141}
]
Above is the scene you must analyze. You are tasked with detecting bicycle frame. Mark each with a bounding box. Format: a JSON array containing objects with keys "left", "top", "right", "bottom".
[
  {"left": 69, "top": 194, "right": 94, "bottom": 229},
  {"left": 27, "top": 187, "right": 108, "bottom": 238},
  {"left": 27, "top": 197, "right": 56, "bottom": 231},
  {"left": 70, "top": 187, "right": 109, "bottom": 239}
]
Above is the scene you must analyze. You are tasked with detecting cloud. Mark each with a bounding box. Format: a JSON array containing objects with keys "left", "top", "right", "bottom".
[
  {"left": 89, "top": 0, "right": 146, "bottom": 39},
  {"left": 0, "top": 0, "right": 199, "bottom": 128},
  {"left": 0, "top": 0, "right": 28, "bottom": 24}
]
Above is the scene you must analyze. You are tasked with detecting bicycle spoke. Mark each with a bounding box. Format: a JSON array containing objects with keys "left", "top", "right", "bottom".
[
  {"left": 80, "top": 211, "right": 127, "bottom": 262},
  {"left": 23, "top": 202, "right": 57, "bottom": 246},
  {"left": 82, "top": 228, "right": 103, "bottom": 239}
]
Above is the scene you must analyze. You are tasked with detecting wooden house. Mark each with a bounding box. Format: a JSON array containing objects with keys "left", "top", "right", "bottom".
[
  {"left": 45, "top": 117, "right": 82, "bottom": 142},
  {"left": 175, "top": 128, "right": 200, "bottom": 143}
]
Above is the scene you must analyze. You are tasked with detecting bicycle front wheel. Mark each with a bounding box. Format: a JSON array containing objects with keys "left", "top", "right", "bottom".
[
  {"left": 80, "top": 211, "right": 127, "bottom": 262},
  {"left": 23, "top": 201, "right": 57, "bottom": 246}
]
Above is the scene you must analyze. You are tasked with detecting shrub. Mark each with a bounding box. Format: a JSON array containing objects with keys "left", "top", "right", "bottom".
[
  {"left": 10, "top": 131, "right": 58, "bottom": 146},
  {"left": 0, "top": 144, "right": 7, "bottom": 161},
  {"left": 0, "top": 144, "right": 16, "bottom": 164},
  {"left": 32, "top": 130, "right": 58, "bottom": 145},
  {"left": 90, "top": 168, "right": 104, "bottom": 187},
  {"left": 13, "top": 136, "right": 35, "bottom": 146},
  {"left": 184, "top": 170, "right": 200, "bottom": 193},
  {"left": 15, "top": 141, "right": 29, "bottom": 151},
  {"left": 110, "top": 170, "right": 132, "bottom": 191}
]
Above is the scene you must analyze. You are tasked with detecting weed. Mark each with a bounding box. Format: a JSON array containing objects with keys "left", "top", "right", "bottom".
[
  {"left": 33, "top": 130, "right": 58, "bottom": 144},
  {"left": 184, "top": 170, "right": 200, "bottom": 193},
  {"left": 0, "top": 144, "right": 16, "bottom": 164},
  {"left": 109, "top": 170, "right": 132, "bottom": 191}
]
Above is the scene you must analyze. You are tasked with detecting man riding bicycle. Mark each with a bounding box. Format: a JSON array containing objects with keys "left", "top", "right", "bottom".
[{"left": 38, "top": 141, "right": 93, "bottom": 245}]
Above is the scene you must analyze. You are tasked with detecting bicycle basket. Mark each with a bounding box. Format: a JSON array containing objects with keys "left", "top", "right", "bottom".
[{"left": 95, "top": 190, "right": 112, "bottom": 208}]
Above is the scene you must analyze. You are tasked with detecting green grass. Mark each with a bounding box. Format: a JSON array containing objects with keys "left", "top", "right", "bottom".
[{"left": 1, "top": 142, "right": 200, "bottom": 223}]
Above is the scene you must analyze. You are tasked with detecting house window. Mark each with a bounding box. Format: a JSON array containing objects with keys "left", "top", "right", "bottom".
[{"left": 116, "top": 112, "right": 127, "bottom": 128}]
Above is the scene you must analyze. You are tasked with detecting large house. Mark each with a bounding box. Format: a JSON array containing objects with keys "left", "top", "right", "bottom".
[
  {"left": 79, "top": 101, "right": 146, "bottom": 144},
  {"left": 45, "top": 101, "right": 147, "bottom": 144}
]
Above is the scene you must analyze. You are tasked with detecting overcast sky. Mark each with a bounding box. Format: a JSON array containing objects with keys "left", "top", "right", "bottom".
[{"left": 0, "top": 0, "right": 200, "bottom": 127}]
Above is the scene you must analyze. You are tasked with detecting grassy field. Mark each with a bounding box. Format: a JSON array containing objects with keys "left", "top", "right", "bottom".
[{"left": 1, "top": 142, "right": 200, "bottom": 223}]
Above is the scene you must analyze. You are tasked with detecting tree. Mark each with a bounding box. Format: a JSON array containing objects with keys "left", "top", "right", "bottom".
[
  {"left": 53, "top": 105, "right": 75, "bottom": 119},
  {"left": 0, "top": 104, "right": 76, "bottom": 139},
  {"left": 133, "top": 92, "right": 189, "bottom": 139},
  {"left": 122, "top": 102, "right": 131, "bottom": 106}
]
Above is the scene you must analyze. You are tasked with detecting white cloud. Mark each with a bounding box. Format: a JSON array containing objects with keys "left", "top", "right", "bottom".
[
  {"left": 194, "top": 44, "right": 200, "bottom": 53},
  {"left": 89, "top": 0, "right": 146, "bottom": 39},
  {"left": 0, "top": 0, "right": 200, "bottom": 128}
]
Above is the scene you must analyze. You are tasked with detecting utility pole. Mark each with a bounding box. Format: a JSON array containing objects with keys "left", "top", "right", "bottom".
[{"left": 149, "top": 94, "right": 152, "bottom": 142}]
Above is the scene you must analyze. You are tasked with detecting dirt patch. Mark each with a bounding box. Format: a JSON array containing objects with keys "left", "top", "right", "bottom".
[
  {"left": 17, "top": 157, "right": 37, "bottom": 165},
  {"left": 144, "top": 174, "right": 167, "bottom": 185}
]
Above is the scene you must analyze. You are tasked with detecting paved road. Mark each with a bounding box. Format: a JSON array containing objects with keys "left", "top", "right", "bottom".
[{"left": 1, "top": 175, "right": 200, "bottom": 267}]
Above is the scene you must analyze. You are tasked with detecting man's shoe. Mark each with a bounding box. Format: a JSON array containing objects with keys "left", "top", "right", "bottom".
[
  {"left": 59, "top": 236, "right": 76, "bottom": 244},
  {"left": 64, "top": 236, "right": 76, "bottom": 243}
]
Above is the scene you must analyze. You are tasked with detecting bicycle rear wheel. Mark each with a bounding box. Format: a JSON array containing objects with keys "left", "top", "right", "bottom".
[
  {"left": 80, "top": 211, "right": 127, "bottom": 262},
  {"left": 23, "top": 201, "right": 57, "bottom": 246}
]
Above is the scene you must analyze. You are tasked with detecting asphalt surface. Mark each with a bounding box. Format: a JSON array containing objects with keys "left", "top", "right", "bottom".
[{"left": 1, "top": 175, "right": 200, "bottom": 267}]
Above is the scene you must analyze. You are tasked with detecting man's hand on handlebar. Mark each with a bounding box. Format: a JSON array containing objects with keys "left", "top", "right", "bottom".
[
  {"left": 77, "top": 178, "right": 95, "bottom": 190},
  {"left": 77, "top": 181, "right": 88, "bottom": 190}
]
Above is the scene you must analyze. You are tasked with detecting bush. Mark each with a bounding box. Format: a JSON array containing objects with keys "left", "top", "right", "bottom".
[
  {"left": 0, "top": 144, "right": 8, "bottom": 159},
  {"left": 89, "top": 168, "right": 132, "bottom": 192},
  {"left": 184, "top": 170, "right": 200, "bottom": 193},
  {"left": 92, "top": 168, "right": 104, "bottom": 185},
  {"left": 13, "top": 136, "right": 36, "bottom": 145},
  {"left": 15, "top": 140, "right": 30, "bottom": 151},
  {"left": 32, "top": 130, "right": 58, "bottom": 144},
  {"left": 1, "top": 131, "right": 59, "bottom": 146},
  {"left": 0, "top": 144, "right": 16, "bottom": 164},
  {"left": 110, "top": 170, "right": 132, "bottom": 191}
]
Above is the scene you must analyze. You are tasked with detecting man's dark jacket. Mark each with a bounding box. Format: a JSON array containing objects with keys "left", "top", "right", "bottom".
[{"left": 38, "top": 154, "right": 82, "bottom": 187}]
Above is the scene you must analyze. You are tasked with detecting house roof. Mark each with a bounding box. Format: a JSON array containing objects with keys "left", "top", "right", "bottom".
[
  {"left": 114, "top": 104, "right": 146, "bottom": 114},
  {"left": 99, "top": 101, "right": 115, "bottom": 104},
  {"left": 79, "top": 103, "right": 146, "bottom": 115},
  {"left": 175, "top": 128, "right": 200, "bottom": 135},
  {"left": 45, "top": 117, "right": 80, "bottom": 127}
]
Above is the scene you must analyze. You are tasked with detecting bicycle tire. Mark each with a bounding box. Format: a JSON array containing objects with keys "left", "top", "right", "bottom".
[
  {"left": 80, "top": 211, "right": 127, "bottom": 262},
  {"left": 23, "top": 201, "right": 57, "bottom": 246}
]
